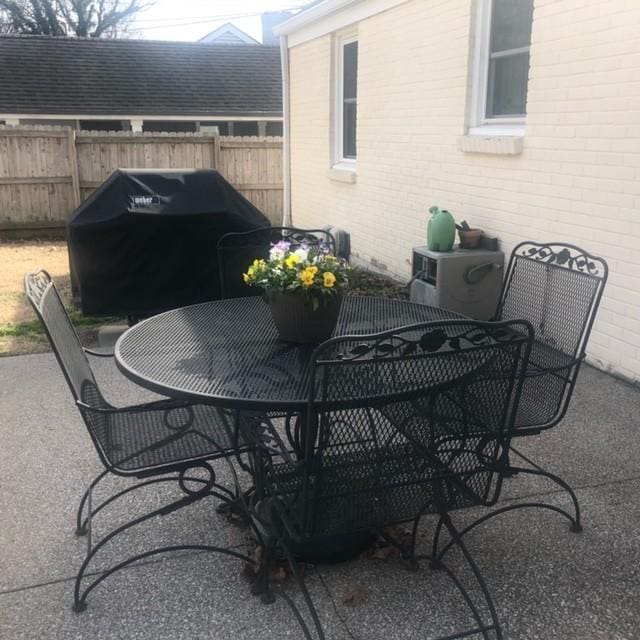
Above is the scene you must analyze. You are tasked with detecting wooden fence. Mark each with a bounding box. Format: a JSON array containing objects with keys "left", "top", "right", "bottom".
[{"left": 0, "top": 126, "right": 283, "bottom": 229}]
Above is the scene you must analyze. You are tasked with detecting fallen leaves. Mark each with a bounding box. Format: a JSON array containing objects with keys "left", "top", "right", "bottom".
[{"left": 342, "top": 582, "right": 369, "bottom": 607}]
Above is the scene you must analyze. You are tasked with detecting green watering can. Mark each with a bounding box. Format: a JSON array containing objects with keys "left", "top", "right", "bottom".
[{"left": 427, "top": 206, "right": 456, "bottom": 252}]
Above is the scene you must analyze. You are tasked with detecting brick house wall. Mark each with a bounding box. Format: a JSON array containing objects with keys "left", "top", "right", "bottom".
[{"left": 286, "top": 0, "right": 640, "bottom": 382}]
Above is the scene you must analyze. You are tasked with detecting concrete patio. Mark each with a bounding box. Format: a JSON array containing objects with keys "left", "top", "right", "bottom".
[{"left": 1, "top": 351, "right": 639, "bottom": 640}]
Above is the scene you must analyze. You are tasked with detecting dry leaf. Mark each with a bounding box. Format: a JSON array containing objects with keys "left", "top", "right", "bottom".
[
  {"left": 271, "top": 565, "right": 288, "bottom": 583},
  {"left": 241, "top": 545, "right": 263, "bottom": 579},
  {"left": 342, "top": 582, "right": 369, "bottom": 607},
  {"left": 372, "top": 545, "right": 397, "bottom": 561}
]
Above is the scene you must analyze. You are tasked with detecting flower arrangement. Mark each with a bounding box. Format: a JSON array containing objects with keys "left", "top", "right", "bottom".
[{"left": 243, "top": 240, "right": 349, "bottom": 310}]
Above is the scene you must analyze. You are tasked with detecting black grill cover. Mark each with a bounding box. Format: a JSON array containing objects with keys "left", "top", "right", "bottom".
[{"left": 68, "top": 169, "right": 270, "bottom": 316}]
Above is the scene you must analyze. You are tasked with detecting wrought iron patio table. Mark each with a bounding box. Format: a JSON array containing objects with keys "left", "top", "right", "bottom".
[{"left": 115, "top": 295, "right": 464, "bottom": 412}]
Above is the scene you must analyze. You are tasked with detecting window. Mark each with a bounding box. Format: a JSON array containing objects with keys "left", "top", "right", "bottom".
[
  {"left": 266, "top": 121, "right": 283, "bottom": 136},
  {"left": 333, "top": 33, "right": 358, "bottom": 166},
  {"left": 232, "top": 121, "right": 259, "bottom": 136},
  {"left": 79, "top": 120, "right": 125, "bottom": 132},
  {"left": 142, "top": 121, "right": 197, "bottom": 133},
  {"left": 470, "top": 0, "right": 533, "bottom": 134}
]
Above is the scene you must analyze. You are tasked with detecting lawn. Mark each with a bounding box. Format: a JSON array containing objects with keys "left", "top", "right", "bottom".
[{"left": 0, "top": 239, "right": 108, "bottom": 356}]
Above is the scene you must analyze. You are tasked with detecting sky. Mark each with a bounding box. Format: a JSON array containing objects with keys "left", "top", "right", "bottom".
[{"left": 130, "top": 0, "right": 314, "bottom": 43}]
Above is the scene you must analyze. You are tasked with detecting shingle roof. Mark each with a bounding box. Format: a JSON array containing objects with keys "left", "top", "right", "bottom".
[{"left": 0, "top": 35, "right": 282, "bottom": 117}]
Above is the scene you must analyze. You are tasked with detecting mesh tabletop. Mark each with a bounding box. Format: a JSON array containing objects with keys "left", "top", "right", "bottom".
[{"left": 115, "top": 296, "right": 461, "bottom": 411}]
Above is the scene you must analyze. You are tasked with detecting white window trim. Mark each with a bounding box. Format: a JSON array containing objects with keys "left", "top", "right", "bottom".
[
  {"left": 468, "top": 0, "right": 527, "bottom": 137},
  {"left": 332, "top": 30, "right": 358, "bottom": 170}
]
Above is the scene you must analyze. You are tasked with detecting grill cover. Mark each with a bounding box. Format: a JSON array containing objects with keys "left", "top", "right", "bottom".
[{"left": 68, "top": 169, "right": 270, "bottom": 316}]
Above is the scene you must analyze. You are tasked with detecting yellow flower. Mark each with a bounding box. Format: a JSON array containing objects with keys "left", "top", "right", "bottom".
[
  {"left": 323, "top": 272, "right": 336, "bottom": 288},
  {"left": 252, "top": 259, "right": 266, "bottom": 269},
  {"left": 307, "top": 265, "right": 318, "bottom": 277},
  {"left": 243, "top": 272, "right": 250, "bottom": 283},
  {"left": 299, "top": 268, "right": 315, "bottom": 287},
  {"left": 285, "top": 254, "right": 300, "bottom": 269}
]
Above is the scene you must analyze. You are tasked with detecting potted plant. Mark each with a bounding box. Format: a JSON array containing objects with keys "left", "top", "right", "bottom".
[
  {"left": 243, "top": 240, "right": 350, "bottom": 343},
  {"left": 456, "top": 220, "right": 484, "bottom": 249}
]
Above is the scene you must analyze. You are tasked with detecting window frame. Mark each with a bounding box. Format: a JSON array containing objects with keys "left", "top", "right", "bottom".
[
  {"left": 469, "top": 0, "right": 531, "bottom": 136},
  {"left": 332, "top": 30, "right": 358, "bottom": 170}
]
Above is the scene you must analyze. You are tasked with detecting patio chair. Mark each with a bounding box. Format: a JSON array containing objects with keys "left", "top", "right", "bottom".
[
  {"left": 432, "top": 242, "right": 608, "bottom": 560},
  {"left": 247, "top": 319, "right": 534, "bottom": 640},
  {"left": 217, "top": 226, "right": 335, "bottom": 299},
  {"left": 24, "top": 270, "right": 253, "bottom": 612}
]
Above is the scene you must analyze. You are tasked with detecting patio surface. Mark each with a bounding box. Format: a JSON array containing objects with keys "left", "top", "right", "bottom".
[{"left": 1, "top": 352, "right": 639, "bottom": 639}]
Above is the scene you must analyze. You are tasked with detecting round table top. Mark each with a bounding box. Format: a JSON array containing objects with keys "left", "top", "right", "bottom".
[{"left": 115, "top": 296, "right": 461, "bottom": 411}]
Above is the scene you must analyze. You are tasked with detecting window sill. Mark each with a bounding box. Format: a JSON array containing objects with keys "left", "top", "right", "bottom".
[
  {"left": 458, "top": 130, "right": 524, "bottom": 155},
  {"left": 327, "top": 164, "right": 357, "bottom": 184}
]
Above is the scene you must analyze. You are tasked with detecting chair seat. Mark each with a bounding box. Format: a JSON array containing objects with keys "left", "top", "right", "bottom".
[
  {"left": 84, "top": 400, "right": 247, "bottom": 475},
  {"left": 264, "top": 443, "right": 491, "bottom": 541}
]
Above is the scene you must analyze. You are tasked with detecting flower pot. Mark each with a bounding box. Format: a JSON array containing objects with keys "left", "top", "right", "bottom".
[
  {"left": 266, "top": 292, "right": 343, "bottom": 344},
  {"left": 458, "top": 228, "right": 484, "bottom": 249}
]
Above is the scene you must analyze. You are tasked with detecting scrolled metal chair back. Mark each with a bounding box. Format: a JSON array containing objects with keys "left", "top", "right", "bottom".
[
  {"left": 497, "top": 242, "right": 607, "bottom": 358},
  {"left": 24, "top": 269, "right": 99, "bottom": 403},
  {"left": 496, "top": 241, "right": 608, "bottom": 429},
  {"left": 274, "top": 320, "right": 533, "bottom": 540},
  {"left": 216, "top": 226, "right": 336, "bottom": 298}
]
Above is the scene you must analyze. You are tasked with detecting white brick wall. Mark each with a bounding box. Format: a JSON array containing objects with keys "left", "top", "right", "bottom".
[{"left": 287, "top": 0, "right": 640, "bottom": 382}]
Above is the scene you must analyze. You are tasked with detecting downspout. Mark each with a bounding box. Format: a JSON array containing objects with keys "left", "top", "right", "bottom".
[{"left": 279, "top": 34, "right": 292, "bottom": 226}]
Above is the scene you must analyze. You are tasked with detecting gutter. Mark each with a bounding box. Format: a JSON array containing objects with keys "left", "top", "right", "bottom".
[
  {"left": 273, "top": 0, "right": 357, "bottom": 36},
  {"left": 279, "top": 34, "right": 292, "bottom": 226}
]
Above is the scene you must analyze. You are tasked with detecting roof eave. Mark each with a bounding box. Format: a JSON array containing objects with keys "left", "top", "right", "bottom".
[
  {"left": 273, "top": 0, "right": 359, "bottom": 36},
  {"left": 0, "top": 112, "right": 283, "bottom": 120}
]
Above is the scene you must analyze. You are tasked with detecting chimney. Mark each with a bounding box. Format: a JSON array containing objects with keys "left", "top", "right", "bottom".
[{"left": 261, "top": 11, "right": 292, "bottom": 45}]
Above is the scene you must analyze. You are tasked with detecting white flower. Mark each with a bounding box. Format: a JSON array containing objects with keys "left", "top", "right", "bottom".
[
  {"left": 293, "top": 247, "right": 308, "bottom": 262},
  {"left": 269, "top": 246, "right": 286, "bottom": 261}
]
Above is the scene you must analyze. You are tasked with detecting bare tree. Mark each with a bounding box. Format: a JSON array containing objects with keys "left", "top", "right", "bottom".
[
  {"left": 0, "top": 0, "right": 147, "bottom": 38},
  {"left": 1, "top": 9, "right": 15, "bottom": 33}
]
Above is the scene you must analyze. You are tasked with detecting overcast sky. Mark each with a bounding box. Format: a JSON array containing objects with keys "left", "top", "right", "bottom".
[{"left": 131, "top": 0, "right": 313, "bottom": 42}]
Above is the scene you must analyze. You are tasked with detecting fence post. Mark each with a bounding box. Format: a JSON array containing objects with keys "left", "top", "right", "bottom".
[
  {"left": 67, "top": 128, "right": 81, "bottom": 209},
  {"left": 212, "top": 134, "right": 221, "bottom": 170}
]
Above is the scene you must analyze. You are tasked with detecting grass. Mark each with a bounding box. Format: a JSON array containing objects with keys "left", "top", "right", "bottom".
[
  {"left": 0, "top": 239, "right": 120, "bottom": 356},
  {"left": 0, "top": 308, "right": 109, "bottom": 338}
]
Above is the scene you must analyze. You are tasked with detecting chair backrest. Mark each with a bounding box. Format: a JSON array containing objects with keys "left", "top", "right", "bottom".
[
  {"left": 216, "top": 226, "right": 336, "bottom": 299},
  {"left": 24, "top": 270, "right": 100, "bottom": 404},
  {"left": 496, "top": 241, "right": 608, "bottom": 431},
  {"left": 274, "top": 319, "right": 533, "bottom": 540}
]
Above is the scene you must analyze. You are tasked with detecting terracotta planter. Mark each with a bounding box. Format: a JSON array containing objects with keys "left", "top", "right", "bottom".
[
  {"left": 266, "top": 291, "right": 343, "bottom": 344},
  {"left": 458, "top": 228, "right": 484, "bottom": 249}
]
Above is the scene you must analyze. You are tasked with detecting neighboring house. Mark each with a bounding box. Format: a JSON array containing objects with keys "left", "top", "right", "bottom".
[
  {"left": 199, "top": 12, "right": 295, "bottom": 47},
  {"left": 0, "top": 35, "right": 283, "bottom": 136},
  {"left": 276, "top": 0, "right": 640, "bottom": 383},
  {"left": 199, "top": 23, "right": 261, "bottom": 45}
]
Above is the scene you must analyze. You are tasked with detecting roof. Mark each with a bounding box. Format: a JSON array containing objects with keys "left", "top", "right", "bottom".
[
  {"left": 0, "top": 35, "right": 282, "bottom": 117},
  {"left": 199, "top": 23, "right": 260, "bottom": 45}
]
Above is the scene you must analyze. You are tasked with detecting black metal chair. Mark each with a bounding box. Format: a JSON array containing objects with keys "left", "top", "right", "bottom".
[
  {"left": 24, "top": 270, "right": 253, "bottom": 612},
  {"left": 433, "top": 242, "right": 608, "bottom": 559},
  {"left": 247, "top": 319, "right": 534, "bottom": 640},
  {"left": 217, "top": 226, "right": 336, "bottom": 299}
]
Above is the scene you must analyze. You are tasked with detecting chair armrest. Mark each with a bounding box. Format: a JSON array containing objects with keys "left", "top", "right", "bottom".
[
  {"left": 76, "top": 397, "right": 191, "bottom": 415},
  {"left": 83, "top": 347, "right": 115, "bottom": 358}
]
